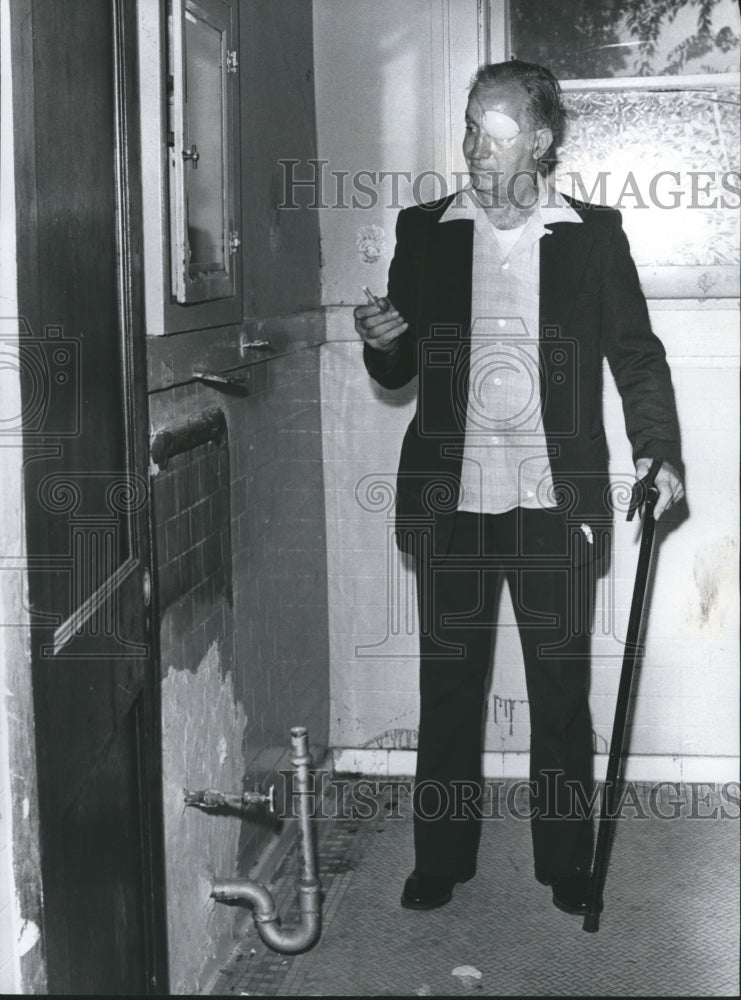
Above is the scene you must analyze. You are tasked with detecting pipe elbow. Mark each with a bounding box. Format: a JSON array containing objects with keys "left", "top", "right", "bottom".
[
  {"left": 211, "top": 877, "right": 322, "bottom": 954},
  {"left": 210, "top": 726, "right": 321, "bottom": 955},
  {"left": 258, "top": 909, "right": 321, "bottom": 954},
  {"left": 211, "top": 879, "right": 278, "bottom": 922}
]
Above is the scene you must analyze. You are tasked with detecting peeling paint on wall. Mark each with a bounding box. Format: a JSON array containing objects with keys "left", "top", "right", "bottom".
[
  {"left": 491, "top": 695, "right": 529, "bottom": 736},
  {"left": 17, "top": 918, "right": 40, "bottom": 957},
  {"left": 689, "top": 536, "right": 738, "bottom": 634},
  {"left": 362, "top": 727, "right": 418, "bottom": 750},
  {"left": 161, "top": 641, "right": 247, "bottom": 995},
  {"left": 356, "top": 224, "right": 386, "bottom": 264}
]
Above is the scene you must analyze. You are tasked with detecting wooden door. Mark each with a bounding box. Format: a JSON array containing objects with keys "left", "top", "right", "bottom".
[{"left": 11, "top": 0, "right": 167, "bottom": 993}]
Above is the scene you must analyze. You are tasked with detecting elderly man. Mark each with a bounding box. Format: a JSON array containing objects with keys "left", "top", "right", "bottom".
[{"left": 354, "top": 60, "right": 684, "bottom": 915}]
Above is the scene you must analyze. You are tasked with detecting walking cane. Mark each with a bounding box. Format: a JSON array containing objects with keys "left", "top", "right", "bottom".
[{"left": 583, "top": 457, "right": 664, "bottom": 933}]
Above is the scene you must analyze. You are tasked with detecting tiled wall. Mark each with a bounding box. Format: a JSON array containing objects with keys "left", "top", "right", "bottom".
[
  {"left": 149, "top": 348, "right": 330, "bottom": 993},
  {"left": 153, "top": 422, "right": 234, "bottom": 673},
  {"left": 137, "top": 1, "right": 328, "bottom": 990},
  {"left": 321, "top": 307, "right": 740, "bottom": 780}
]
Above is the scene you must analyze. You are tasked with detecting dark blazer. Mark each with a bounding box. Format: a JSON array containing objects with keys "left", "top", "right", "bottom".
[{"left": 364, "top": 193, "right": 683, "bottom": 558}]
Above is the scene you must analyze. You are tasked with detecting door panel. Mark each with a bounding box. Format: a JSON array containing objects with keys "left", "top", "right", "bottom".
[
  {"left": 61, "top": 698, "right": 148, "bottom": 996},
  {"left": 12, "top": 0, "right": 167, "bottom": 993}
]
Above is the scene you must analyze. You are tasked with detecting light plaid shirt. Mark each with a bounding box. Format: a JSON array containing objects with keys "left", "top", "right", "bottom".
[{"left": 439, "top": 180, "right": 582, "bottom": 514}]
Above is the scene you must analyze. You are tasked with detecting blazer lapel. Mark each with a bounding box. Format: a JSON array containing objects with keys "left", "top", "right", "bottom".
[
  {"left": 539, "top": 217, "right": 596, "bottom": 334},
  {"left": 427, "top": 203, "right": 595, "bottom": 337},
  {"left": 427, "top": 208, "right": 594, "bottom": 337},
  {"left": 428, "top": 215, "right": 474, "bottom": 332},
  {"left": 538, "top": 215, "right": 599, "bottom": 448}
]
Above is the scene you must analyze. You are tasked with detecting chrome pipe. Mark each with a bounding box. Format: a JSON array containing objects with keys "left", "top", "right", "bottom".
[{"left": 211, "top": 726, "right": 321, "bottom": 954}]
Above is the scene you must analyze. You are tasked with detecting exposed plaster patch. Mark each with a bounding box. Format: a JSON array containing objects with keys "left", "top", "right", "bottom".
[
  {"left": 356, "top": 224, "right": 386, "bottom": 264},
  {"left": 17, "top": 918, "right": 40, "bottom": 956},
  {"left": 162, "top": 641, "right": 248, "bottom": 994},
  {"left": 690, "top": 536, "right": 738, "bottom": 634}
]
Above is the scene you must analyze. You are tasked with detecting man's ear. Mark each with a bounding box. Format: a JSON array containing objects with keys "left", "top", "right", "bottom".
[{"left": 533, "top": 127, "right": 553, "bottom": 161}]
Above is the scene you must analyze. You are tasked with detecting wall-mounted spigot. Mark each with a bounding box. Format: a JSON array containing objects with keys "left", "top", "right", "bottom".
[
  {"left": 191, "top": 370, "right": 250, "bottom": 394},
  {"left": 211, "top": 727, "right": 322, "bottom": 954},
  {"left": 184, "top": 785, "right": 276, "bottom": 812},
  {"left": 238, "top": 332, "right": 273, "bottom": 356}
]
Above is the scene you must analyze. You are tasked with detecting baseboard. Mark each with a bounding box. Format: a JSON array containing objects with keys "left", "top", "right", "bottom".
[{"left": 330, "top": 747, "right": 740, "bottom": 784}]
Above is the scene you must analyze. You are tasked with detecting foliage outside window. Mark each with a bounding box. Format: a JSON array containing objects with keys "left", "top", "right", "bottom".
[{"left": 506, "top": 0, "right": 740, "bottom": 297}]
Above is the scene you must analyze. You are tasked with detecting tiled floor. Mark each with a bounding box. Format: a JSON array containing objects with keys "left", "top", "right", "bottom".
[{"left": 209, "top": 781, "right": 739, "bottom": 997}]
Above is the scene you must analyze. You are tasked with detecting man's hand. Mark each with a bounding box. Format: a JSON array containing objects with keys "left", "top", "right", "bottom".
[
  {"left": 354, "top": 298, "right": 408, "bottom": 353},
  {"left": 635, "top": 458, "right": 685, "bottom": 520}
]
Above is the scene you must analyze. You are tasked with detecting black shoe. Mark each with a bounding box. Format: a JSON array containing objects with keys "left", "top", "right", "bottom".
[
  {"left": 550, "top": 874, "right": 603, "bottom": 915},
  {"left": 401, "top": 870, "right": 470, "bottom": 910}
]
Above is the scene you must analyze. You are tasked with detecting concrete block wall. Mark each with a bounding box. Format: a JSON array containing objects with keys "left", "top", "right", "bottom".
[{"left": 148, "top": 350, "right": 330, "bottom": 994}]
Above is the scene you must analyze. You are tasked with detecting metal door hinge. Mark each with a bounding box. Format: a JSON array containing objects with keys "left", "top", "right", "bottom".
[
  {"left": 226, "top": 50, "right": 238, "bottom": 74},
  {"left": 229, "top": 231, "right": 241, "bottom": 254}
]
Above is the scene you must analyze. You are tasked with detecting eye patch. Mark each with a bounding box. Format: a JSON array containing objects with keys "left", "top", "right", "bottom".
[{"left": 482, "top": 110, "right": 521, "bottom": 141}]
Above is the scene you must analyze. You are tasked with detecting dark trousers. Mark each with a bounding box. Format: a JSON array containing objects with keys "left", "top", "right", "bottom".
[{"left": 413, "top": 508, "right": 595, "bottom": 880}]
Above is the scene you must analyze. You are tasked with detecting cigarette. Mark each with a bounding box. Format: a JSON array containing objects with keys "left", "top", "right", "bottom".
[{"left": 362, "top": 286, "right": 389, "bottom": 311}]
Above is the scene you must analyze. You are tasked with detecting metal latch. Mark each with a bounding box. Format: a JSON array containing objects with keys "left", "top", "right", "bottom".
[
  {"left": 182, "top": 144, "right": 200, "bottom": 169},
  {"left": 226, "top": 50, "right": 238, "bottom": 74},
  {"left": 229, "top": 230, "right": 241, "bottom": 255}
]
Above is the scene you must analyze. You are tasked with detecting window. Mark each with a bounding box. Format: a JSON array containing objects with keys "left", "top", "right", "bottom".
[
  {"left": 508, "top": 0, "right": 740, "bottom": 80},
  {"left": 483, "top": 0, "right": 740, "bottom": 298}
]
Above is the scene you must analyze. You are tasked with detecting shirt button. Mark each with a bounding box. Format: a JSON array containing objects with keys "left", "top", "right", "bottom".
[{"left": 497, "top": 319, "right": 506, "bottom": 327}]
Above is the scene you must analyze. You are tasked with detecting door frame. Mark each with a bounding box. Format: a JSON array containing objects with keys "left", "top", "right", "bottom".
[{"left": 10, "top": 0, "right": 168, "bottom": 992}]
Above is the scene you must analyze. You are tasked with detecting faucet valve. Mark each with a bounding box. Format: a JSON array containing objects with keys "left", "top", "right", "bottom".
[
  {"left": 184, "top": 784, "right": 275, "bottom": 812},
  {"left": 241, "top": 784, "right": 276, "bottom": 812}
]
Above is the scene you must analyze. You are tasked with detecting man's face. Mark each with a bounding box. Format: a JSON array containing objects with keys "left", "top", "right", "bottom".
[{"left": 463, "top": 83, "right": 547, "bottom": 204}]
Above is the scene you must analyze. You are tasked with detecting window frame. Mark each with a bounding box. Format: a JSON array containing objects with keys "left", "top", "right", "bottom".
[{"left": 481, "top": 0, "right": 740, "bottom": 299}]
